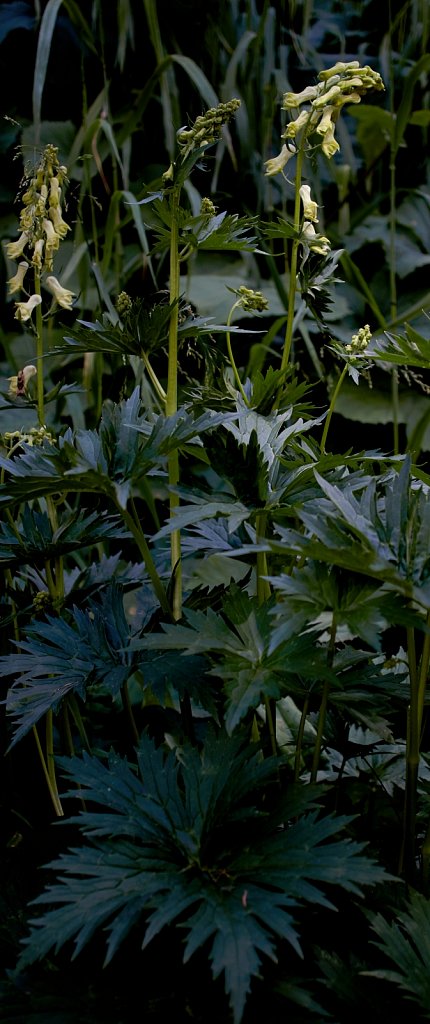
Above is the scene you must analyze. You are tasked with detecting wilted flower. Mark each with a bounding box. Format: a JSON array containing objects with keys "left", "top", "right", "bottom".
[
  {"left": 7, "top": 261, "right": 29, "bottom": 295},
  {"left": 45, "top": 275, "right": 75, "bottom": 310},
  {"left": 299, "top": 184, "right": 319, "bottom": 222},
  {"left": 7, "top": 364, "right": 37, "bottom": 396},
  {"left": 14, "top": 294, "right": 42, "bottom": 323}
]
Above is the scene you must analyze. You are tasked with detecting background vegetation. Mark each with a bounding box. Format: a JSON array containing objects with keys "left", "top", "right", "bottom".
[{"left": 1, "top": 1, "right": 430, "bottom": 1022}]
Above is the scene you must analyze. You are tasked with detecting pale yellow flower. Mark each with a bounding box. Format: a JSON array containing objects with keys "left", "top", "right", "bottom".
[
  {"left": 49, "top": 176, "right": 61, "bottom": 207},
  {"left": 43, "top": 217, "right": 60, "bottom": 255},
  {"left": 6, "top": 232, "right": 29, "bottom": 260},
  {"left": 315, "top": 106, "right": 335, "bottom": 136},
  {"left": 284, "top": 109, "right": 312, "bottom": 138},
  {"left": 7, "top": 261, "right": 29, "bottom": 295},
  {"left": 312, "top": 84, "right": 342, "bottom": 109},
  {"left": 283, "top": 85, "right": 319, "bottom": 108},
  {"left": 302, "top": 221, "right": 331, "bottom": 255},
  {"left": 264, "top": 143, "right": 295, "bottom": 177},
  {"left": 318, "top": 61, "right": 360, "bottom": 81},
  {"left": 32, "top": 238, "right": 45, "bottom": 270},
  {"left": 49, "top": 205, "right": 70, "bottom": 238},
  {"left": 321, "top": 123, "right": 340, "bottom": 158},
  {"left": 14, "top": 294, "right": 42, "bottom": 323},
  {"left": 299, "top": 184, "right": 319, "bottom": 222},
  {"left": 45, "top": 275, "right": 76, "bottom": 310}
]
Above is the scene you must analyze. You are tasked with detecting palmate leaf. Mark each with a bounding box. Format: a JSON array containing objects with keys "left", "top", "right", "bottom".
[
  {"left": 373, "top": 324, "right": 430, "bottom": 369},
  {"left": 2, "top": 584, "right": 137, "bottom": 747},
  {"left": 0, "top": 391, "right": 232, "bottom": 511},
  {"left": 271, "top": 458, "right": 430, "bottom": 610},
  {"left": 134, "top": 598, "right": 340, "bottom": 731},
  {"left": 267, "top": 560, "right": 417, "bottom": 652},
  {"left": 0, "top": 505, "right": 127, "bottom": 569},
  {"left": 367, "top": 891, "right": 430, "bottom": 1016},
  {"left": 16, "top": 731, "right": 389, "bottom": 1024}
]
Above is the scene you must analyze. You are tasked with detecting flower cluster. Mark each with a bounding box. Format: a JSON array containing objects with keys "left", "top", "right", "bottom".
[
  {"left": 200, "top": 197, "right": 217, "bottom": 218},
  {"left": 177, "top": 99, "right": 241, "bottom": 160},
  {"left": 6, "top": 144, "right": 76, "bottom": 322},
  {"left": 3, "top": 425, "right": 54, "bottom": 446},
  {"left": 234, "top": 285, "right": 269, "bottom": 313},
  {"left": 265, "top": 61, "right": 384, "bottom": 175},
  {"left": 345, "top": 323, "right": 372, "bottom": 358}
]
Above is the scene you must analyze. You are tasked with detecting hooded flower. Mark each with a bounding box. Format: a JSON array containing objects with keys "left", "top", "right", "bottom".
[
  {"left": 7, "top": 261, "right": 29, "bottom": 295},
  {"left": 6, "top": 232, "right": 29, "bottom": 260},
  {"left": 14, "top": 294, "right": 42, "bottom": 323},
  {"left": 264, "top": 143, "right": 296, "bottom": 177},
  {"left": 299, "top": 184, "right": 319, "bottom": 222},
  {"left": 45, "top": 275, "right": 75, "bottom": 310}
]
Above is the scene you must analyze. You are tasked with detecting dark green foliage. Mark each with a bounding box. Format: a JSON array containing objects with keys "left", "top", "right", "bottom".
[{"left": 16, "top": 731, "right": 389, "bottom": 1024}]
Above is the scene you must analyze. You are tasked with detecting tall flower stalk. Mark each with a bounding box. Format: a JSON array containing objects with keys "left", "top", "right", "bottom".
[
  {"left": 265, "top": 61, "right": 384, "bottom": 381},
  {"left": 6, "top": 144, "right": 76, "bottom": 424}
]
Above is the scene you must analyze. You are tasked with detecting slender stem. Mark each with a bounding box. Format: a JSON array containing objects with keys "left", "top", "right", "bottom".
[
  {"left": 121, "top": 682, "right": 140, "bottom": 745},
  {"left": 34, "top": 273, "right": 45, "bottom": 426},
  {"left": 310, "top": 614, "right": 336, "bottom": 782},
  {"left": 142, "top": 351, "right": 167, "bottom": 403},
  {"left": 388, "top": 2, "right": 399, "bottom": 455},
  {"left": 32, "top": 725, "right": 63, "bottom": 816},
  {"left": 255, "top": 511, "right": 275, "bottom": 753},
  {"left": 119, "top": 501, "right": 171, "bottom": 616},
  {"left": 280, "top": 143, "right": 305, "bottom": 374},
  {"left": 320, "top": 363, "right": 348, "bottom": 454},
  {"left": 166, "top": 183, "right": 182, "bottom": 622},
  {"left": 400, "top": 626, "right": 420, "bottom": 879},
  {"left": 225, "top": 300, "right": 250, "bottom": 405},
  {"left": 68, "top": 693, "right": 91, "bottom": 753},
  {"left": 294, "top": 694, "right": 310, "bottom": 783}
]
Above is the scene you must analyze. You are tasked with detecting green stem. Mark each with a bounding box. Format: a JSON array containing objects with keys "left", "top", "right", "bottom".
[
  {"left": 294, "top": 694, "right": 310, "bottom": 783},
  {"left": 310, "top": 615, "right": 336, "bottom": 783},
  {"left": 34, "top": 273, "right": 45, "bottom": 426},
  {"left": 142, "top": 351, "right": 167, "bottom": 403},
  {"left": 166, "top": 183, "right": 182, "bottom": 622},
  {"left": 119, "top": 501, "right": 171, "bottom": 616},
  {"left": 320, "top": 363, "right": 348, "bottom": 454},
  {"left": 280, "top": 143, "right": 305, "bottom": 374},
  {"left": 225, "top": 300, "right": 250, "bottom": 405},
  {"left": 400, "top": 626, "right": 420, "bottom": 879},
  {"left": 121, "top": 681, "right": 140, "bottom": 745},
  {"left": 388, "top": 5, "right": 399, "bottom": 455},
  {"left": 32, "top": 724, "right": 64, "bottom": 817}
]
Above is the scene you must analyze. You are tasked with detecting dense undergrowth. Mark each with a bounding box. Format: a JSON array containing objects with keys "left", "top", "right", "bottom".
[{"left": 1, "top": 1, "right": 430, "bottom": 1022}]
